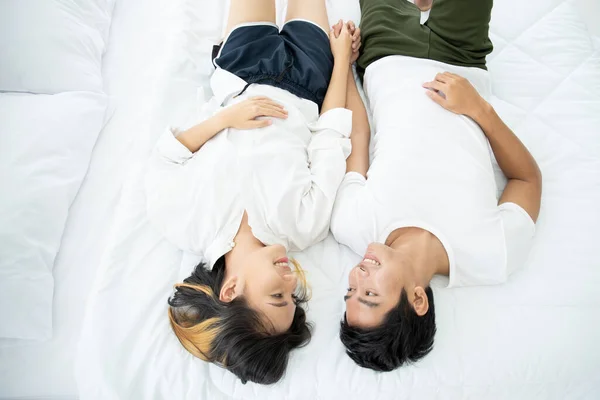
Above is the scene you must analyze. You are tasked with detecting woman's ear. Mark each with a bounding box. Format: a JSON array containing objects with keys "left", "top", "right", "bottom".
[
  {"left": 219, "top": 276, "right": 239, "bottom": 303},
  {"left": 413, "top": 286, "right": 430, "bottom": 317}
]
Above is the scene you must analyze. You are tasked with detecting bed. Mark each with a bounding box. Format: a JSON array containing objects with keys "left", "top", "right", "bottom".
[
  {"left": 16, "top": 0, "right": 600, "bottom": 398},
  {"left": 0, "top": 0, "right": 181, "bottom": 398}
]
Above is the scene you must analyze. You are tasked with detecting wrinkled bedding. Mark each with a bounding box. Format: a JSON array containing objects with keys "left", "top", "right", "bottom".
[{"left": 76, "top": 0, "right": 600, "bottom": 398}]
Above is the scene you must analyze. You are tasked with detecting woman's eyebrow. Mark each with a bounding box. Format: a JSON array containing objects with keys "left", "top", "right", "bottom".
[{"left": 268, "top": 302, "right": 289, "bottom": 308}]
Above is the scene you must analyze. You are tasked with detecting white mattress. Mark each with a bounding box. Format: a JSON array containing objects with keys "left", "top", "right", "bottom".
[
  {"left": 0, "top": 0, "right": 178, "bottom": 398},
  {"left": 76, "top": 0, "right": 600, "bottom": 399}
]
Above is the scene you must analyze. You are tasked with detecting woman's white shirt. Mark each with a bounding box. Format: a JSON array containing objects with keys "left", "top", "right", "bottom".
[{"left": 145, "top": 68, "right": 352, "bottom": 268}]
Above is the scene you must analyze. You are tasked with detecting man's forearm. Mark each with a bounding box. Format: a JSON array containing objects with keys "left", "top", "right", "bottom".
[
  {"left": 321, "top": 62, "right": 350, "bottom": 115},
  {"left": 345, "top": 68, "right": 370, "bottom": 177},
  {"left": 422, "top": 71, "right": 542, "bottom": 220},
  {"left": 471, "top": 102, "right": 541, "bottom": 185}
]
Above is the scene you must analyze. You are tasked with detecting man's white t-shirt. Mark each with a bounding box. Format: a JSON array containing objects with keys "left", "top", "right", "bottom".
[{"left": 331, "top": 56, "right": 536, "bottom": 288}]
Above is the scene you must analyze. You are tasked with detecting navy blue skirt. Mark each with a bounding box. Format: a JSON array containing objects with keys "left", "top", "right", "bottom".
[{"left": 214, "top": 21, "right": 334, "bottom": 110}]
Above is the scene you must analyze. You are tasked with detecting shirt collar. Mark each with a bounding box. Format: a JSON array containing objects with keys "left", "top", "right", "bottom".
[{"left": 210, "top": 68, "right": 248, "bottom": 106}]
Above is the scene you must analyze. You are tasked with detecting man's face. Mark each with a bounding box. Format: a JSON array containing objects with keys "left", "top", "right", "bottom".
[{"left": 344, "top": 243, "right": 405, "bottom": 328}]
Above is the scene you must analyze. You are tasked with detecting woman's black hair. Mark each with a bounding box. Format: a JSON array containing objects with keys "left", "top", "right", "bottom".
[{"left": 168, "top": 256, "right": 312, "bottom": 384}]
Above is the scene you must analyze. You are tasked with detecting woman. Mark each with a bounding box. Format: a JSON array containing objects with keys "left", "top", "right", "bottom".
[{"left": 144, "top": 0, "right": 361, "bottom": 385}]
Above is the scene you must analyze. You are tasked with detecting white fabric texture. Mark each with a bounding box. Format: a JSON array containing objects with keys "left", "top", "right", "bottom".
[
  {"left": 146, "top": 69, "right": 351, "bottom": 267},
  {"left": 0, "top": 0, "right": 114, "bottom": 341},
  {"left": 0, "top": 0, "right": 179, "bottom": 397},
  {"left": 76, "top": 0, "right": 600, "bottom": 399},
  {"left": 0, "top": 92, "right": 108, "bottom": 340},
  {"left": 500, "top": 202, "right": 537, "bottom": 275},
  {"left": 331, "top": 55, "right": 536, "bottom": 288},
  {"left": 0, "top": 0, "right": 116, "bottom": 94}
]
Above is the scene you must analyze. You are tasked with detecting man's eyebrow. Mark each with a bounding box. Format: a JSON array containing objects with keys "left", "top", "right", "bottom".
[
  {"left": 344, "top": 294, "right": 380, "bottom": 308},
  {"left": 358, "top": 297, "right": 380, "bottom": 308},
  {"left": 268, "top": 302, "right": 289, "bottom": 308}
]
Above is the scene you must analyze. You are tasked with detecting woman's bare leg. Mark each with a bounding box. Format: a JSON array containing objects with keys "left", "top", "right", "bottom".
[
  {"left": 285, "top": 0, "right": 330, "bottom": 33},
  {"left": 223, "top": 0, "right": 277, "bottom": 38}
]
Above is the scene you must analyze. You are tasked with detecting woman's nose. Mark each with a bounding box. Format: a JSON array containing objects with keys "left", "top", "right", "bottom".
[
  {"left": 358, "top": 265, "right": 369, "bottom": 277},
  {"left": 274, "top": 244, "right": 287, "bottom": 254},
  {"left": 284, "top": 273, "right": 298, "bottom": 286}
]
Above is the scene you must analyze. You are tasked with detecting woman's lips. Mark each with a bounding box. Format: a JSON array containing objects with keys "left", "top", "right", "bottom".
[{"left": 274, "top": 257, "right": 291, "bottom": 272}]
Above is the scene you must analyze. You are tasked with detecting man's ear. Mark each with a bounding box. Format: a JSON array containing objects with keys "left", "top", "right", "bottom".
[
  {"left": 219, "top": 276, "right": 239, "bottom": 303},
  {"left": 413, "top": 286, "right": 430, "bottom": 317}
]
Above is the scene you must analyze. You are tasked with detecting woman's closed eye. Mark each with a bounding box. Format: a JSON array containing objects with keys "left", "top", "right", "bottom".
[{"left": 271, "top": 293, "right": 283, "bottom": 299}]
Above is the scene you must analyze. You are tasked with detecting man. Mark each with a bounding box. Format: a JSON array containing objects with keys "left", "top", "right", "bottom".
[{"left": 331, "top": 0, "right": 542, "bottom": 371}]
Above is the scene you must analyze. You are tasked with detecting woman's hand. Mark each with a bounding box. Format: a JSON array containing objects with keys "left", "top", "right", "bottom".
[
  {"left": 422, "top": 72, "right": 487, "bottom": 118},
  {"left": 331, "top": 20, "right": 361, "bottom": 65},
  {"left": 329, "top": 19, "right": 353, "bottom": 66},
  {"left": 217, "top": 96, "right": 288, "bottom": 130}
]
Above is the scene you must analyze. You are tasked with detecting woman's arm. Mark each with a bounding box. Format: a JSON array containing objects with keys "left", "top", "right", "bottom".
[
  {"left": 176, "top": 114, "right": 229, "bottom": 153},
  {"left": 177, "top": 96, "right": 288, "bottom": 152},
  {"left": 345, "top": 68, "right": 371, "bottom": 177},
  {"left": 321, "top": 22, "right": 353, "bottom": 114},
  {"left": 321, "top": 62, "right": 350, "bottom": 115}
]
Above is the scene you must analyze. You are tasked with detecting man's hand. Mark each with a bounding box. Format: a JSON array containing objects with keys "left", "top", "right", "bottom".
[
  {"left": 332, "top": 20, "right": 361, "bottom": 65},
  {"left": 424, "top": 73, "right": 542, "bottom": 222},
  {"left": 348, "top": 21, "right": 361, "bottom": 64},
  {"left": 218, "top": 96, "right": 288, "bottom": 130},
  {"left": 422, "top": 72, "right": 487, "bottom": 119}
]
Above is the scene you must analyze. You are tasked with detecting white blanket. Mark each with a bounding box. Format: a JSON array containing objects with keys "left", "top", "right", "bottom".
[
  {"left": 0, "top": 0, "right": 115, "bottom": 341},
  {"left": 0, "top": 0, "right": 183, "bottom": 397},
  {"left": 76, "top": 0, "right": 600, "bottom": 398}
]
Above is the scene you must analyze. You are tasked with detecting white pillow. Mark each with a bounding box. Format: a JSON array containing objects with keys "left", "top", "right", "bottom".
[
  {"left": 0, "top": 0, "right": 116, "bottom": 94},
  {"left": 0, "top": 92, "right": 108, "bottom": 340}
]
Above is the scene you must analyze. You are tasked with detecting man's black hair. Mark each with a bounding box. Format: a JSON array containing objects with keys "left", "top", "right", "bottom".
[{"left": 340, "top": 287, "right": 435, "bottom": 371}]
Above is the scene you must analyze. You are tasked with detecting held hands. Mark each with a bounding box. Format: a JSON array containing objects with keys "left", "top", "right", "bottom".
[
  {"left": 329, "top": 20, "right": 361, "bottom": 65},
  {"left": 347, "top": 21, "right": 362, "bottom": 64},
  {"left": 422, "top": 72, "right": 488, "bottom": 118},
  {"left": 217, "top": 96, "right": 288, "bottom": 130}
]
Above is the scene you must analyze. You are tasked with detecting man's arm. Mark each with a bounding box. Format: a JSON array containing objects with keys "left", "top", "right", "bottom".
[
  {"left": 345, "top": 68, "right": 371, "bottom": 177},
  {"left": 471, "top": 102, "right": 542, "bottom": 221},
  {"left": 423, "top": 72, "right": 542, "bottom": 221}
]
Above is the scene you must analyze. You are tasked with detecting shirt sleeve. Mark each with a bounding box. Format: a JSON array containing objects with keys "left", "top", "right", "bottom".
[
  {"left": 330, "top": 172, "right": 371, "bottom": 255},
  {"left": 288, "top": 108, "right": 352, "bottom": 249},
  {"left": 306, "top": 107, "right": 353, "bottom": 198},
  {"left": 245, "top": 107, "right": 352, "bottom": 251},
  {"left": 499, "top": 202, "right": 536, "bottom": 276},
  {"left": 144, "top": 126, "right": 226, "bottom": 254}
]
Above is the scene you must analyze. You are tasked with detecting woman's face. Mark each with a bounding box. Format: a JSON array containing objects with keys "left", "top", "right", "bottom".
[{"left": 238, "top": 244, "right": 300, "bottom": 333}]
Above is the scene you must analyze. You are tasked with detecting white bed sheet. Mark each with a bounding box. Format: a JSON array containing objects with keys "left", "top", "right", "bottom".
[
  {"left": 0, "top": 0, "right": 178, "bottom": 398},
  {"left": 77, "top": 0, "right": 600, "bottom": 399}
]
